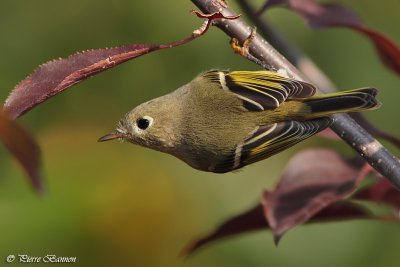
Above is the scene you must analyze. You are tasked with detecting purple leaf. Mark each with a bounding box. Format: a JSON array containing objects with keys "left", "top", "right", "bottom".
[
  {"left": 0, "top": 110, "right": 42, "bottom": 192},
  {"left": 182, "top": 149, "right": 399, "bottom": 254},
  {"left": 260, "top": 0, "right": 362, "bottom": 27},
  {"left": 3, "top": 11, "right": 240, "bottom": 119},
  {"left": 261, "top": 149, "right": 360, "bottom": 242},
  {"left": 353, "top": 26, "right": 400, "bottom": 76},
  {"left": 259, "top": 0, "right": 400, "bottom": 75},
  {"left": 311, "top": 201, "right": 372, "bottom": 222},
  {"left": 181, "top": 204, "right": 266, "bottom": 256},
  {"left": 353, "top": 178, "right": 400, "bottom": 209},
  {"left": 4, "top": 44, "right": 160, "bottom": 119},
  {"left": 182, "top": 201, "right": 371, "bottom": 255}
]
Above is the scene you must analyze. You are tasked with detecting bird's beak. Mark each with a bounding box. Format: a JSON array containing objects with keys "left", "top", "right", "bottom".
[{"left": 97, "top": 132, "right": 125, "bottom": 142}]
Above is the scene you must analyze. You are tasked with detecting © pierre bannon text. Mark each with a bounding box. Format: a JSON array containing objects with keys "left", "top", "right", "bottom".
[{"left": 6, "top": 254, "right": 77, "bottom": 263}]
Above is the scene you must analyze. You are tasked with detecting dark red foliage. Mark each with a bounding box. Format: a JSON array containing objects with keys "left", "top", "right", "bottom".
[
  {"left": 0, "top": 110, "right": 42, "bottom": 192},
  {"left": 261, "top": 149, "right": 361, "bottom": 243},
  {"left": 4, "top": 44, "right": 161, "bottom": 119},
  {"left": 260, "top": 0, "right": 362, "bottom": 27},
  {"left": 259, "top": 0, "right": 400, "bottom": 75},
  {"left": 182, "top": 204, "right": 266, "bottom": 256},
  {"left": 354, "top": 179, "right": 400, "bottom": 208},
  {"left": 182, "top": 200, "right": 371, "bottom": 256},
  {"left": 3, "top": 11, "right": 239, "bottom": 119},
  {"left": 182, "top": 148, "right": 400, "bottom": 255},
  {"left": 352, "top": 26, "right": 400, "bottom": 76},
  {"left": 311, "top": 201, "right": 372, "bottom": 222}
]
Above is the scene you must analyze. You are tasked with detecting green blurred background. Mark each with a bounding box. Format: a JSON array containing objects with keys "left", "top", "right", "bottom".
[{"left": 0, "top": 0, "right": 399, "bottom": 266}]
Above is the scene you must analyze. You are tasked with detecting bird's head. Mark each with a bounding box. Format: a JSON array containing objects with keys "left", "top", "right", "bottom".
[{"left": 98, "top": 96, "right": 182, "bottom": 152}]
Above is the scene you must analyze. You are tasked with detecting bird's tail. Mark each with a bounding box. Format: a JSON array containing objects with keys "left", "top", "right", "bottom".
[{"left": 303, "top": 87, "right": 380, "bottom": 118}]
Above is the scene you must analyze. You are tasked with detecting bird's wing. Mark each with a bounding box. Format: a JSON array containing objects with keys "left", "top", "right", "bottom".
[
  {"left": 211, "top": 118, "right": 332, "bottom": 173},
  {"left": 203, "top": 70, "right": 316, "bottom": 111}
]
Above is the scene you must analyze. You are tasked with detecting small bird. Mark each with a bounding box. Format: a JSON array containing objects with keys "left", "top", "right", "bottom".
[{"left": 98, "top": 70, "right": 380, "bottom": 173}]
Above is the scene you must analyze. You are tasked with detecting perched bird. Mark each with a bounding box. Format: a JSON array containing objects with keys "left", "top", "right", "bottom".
[{"left": 99, "top": 70, "right": 380, "bottom": 173}]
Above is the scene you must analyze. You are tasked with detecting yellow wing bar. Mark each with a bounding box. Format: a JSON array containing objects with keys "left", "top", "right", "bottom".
[{"left": 204, "top": 70, "right": 317, "bottom": 111}]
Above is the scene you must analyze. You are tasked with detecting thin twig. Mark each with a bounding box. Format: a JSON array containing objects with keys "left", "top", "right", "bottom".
[{"left": 190, "top": 0, "right": 400, "bottom": 189}]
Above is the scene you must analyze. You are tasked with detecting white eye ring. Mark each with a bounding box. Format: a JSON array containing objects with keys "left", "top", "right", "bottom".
[{"left": 134, "top": 115, "right": 154, "bottom": 134}]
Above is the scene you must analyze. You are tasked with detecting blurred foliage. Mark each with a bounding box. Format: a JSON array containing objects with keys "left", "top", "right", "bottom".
[{"left": 0, "top": 0, "right": 399, "bottom": 266}]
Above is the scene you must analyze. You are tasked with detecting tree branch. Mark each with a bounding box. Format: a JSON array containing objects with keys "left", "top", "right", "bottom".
[{"left": 190, "top": 0, "right": 400, "bottom": 189}]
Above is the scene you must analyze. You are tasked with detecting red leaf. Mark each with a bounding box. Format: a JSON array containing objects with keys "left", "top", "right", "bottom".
[
  {"left": 182, "top": 201, "right": 371, "bottom": 255},
  {"left": 260, "top": 0, "right": 362, "bottom": 27},
  {"left": 182, "top": 150, "right": 398, "bottom": 254},
  {"left": 0, "top": 110, "right": 42, "bottom": 192},
  {"left": 351, "top": 162, "right": 400, "bottom": 209},
  {"left": 259, "top": 0, "right": 400, "bottom": 75},
  {"left": 4, "top": 44, "right": 161, "bottom": 119},
  {"left": 181, "top": 204, "right": 266, "bottom": 256},
  {"left": 311, "top": 201, "right": 372, "bottom": 222},
  {"left": 352, "top": 26, "right": 400, "bottom": 76},
  {"left": 353, "top": 179, "right": 400, "bottom": 209},
  {"left": 3, "top": 11, "right": 240, "bottom": 119},
  {"left": 262, "top": 149, "right": 360, "bottom": 243}
]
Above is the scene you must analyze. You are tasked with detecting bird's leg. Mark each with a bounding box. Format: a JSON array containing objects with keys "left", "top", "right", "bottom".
[{"left": 230, "top": 27, "right": 277, "bottom": 71}]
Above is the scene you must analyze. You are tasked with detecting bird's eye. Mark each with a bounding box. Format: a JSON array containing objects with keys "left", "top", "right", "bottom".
[{"left": 136, "top": 118, "right": 150, "bottom": 130}]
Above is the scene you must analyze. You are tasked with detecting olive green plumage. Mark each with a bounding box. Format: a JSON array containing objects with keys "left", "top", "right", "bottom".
[{"left": 99, "top": 70, "right": 380, "bottom": 173}]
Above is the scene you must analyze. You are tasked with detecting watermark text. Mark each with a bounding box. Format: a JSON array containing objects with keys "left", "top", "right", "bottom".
[{"left": 6, "top": 254, "right": 77, "bottom": 264}]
